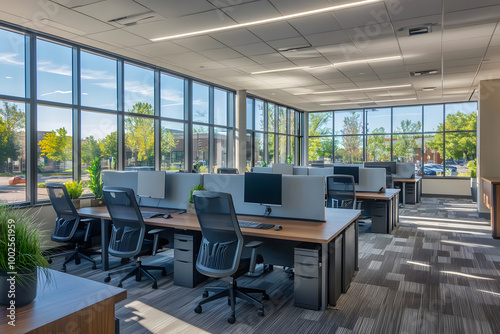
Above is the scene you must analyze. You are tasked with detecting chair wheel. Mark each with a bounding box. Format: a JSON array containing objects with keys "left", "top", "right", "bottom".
[
  {"left": 202, "top": 291, "right": 209, "bottom": 298},
  {"left": 258, "top": 308, "right": 264, "bottom": 317},
  {"left": 48, "top": 258, "right": 53, "bottom": 264},
  {"left": 117, "top": 283, "right": 123, "bottom": 288},
  {"left": 61, "top": 266, "right": 66, "bottom": 272},
  {"left": 227, "top": 316, "right": 235, "bottom": 324},
  {"left": 262, "top": 293, "right": 269, "bottom": 300},
  {"left": 75, "top": 259, "right": 81, "bottom": 265},
  {"left": 136, "top": 276, "right": 141, "bottom": 282},
  {"left": 161, "top": 269, "right": 167, "bottom": 276},
  {"left": 194, "top": 305, "right": 202, "bottom": 314},
  {"left": 92, "top": 264, "right": 97, "bottom": 270},
  {"left": 152, "top": 282, "right": 158, "bottom": 289},
  {"left": 104, "top": 276, "right": 111, "bottom": 283}
]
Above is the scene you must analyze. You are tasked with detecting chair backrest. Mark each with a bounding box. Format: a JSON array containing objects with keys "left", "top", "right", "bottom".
[
  {"left": 103, "top": 187, "right": 146, "bottom": 258},
  {"left": 46, "top": 183, "right": 80, "bottom": 242},
  {"left": 217, "top": 168, "right": 239, "bottom": 174},
  {"left": 193, "top": 191, "right": 243, "bottom": 278},
  {"left": 326, "top": 175, "right": 356, "bottom": 209}
]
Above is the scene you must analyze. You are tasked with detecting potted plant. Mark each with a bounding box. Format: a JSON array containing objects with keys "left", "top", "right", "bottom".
[
  {"left": 0, "top": 205, "right": 51, "bottom": 307},
  {"left": 468, "top": 159, "right": 477, "bottom": 202},
  {"left": 64, "top": 180, "right": 83, "bottom": 209},
  {"left": 187, "top": 184, "right": 206, "bottom": 214},
  {"left": 87, "top": 156, "right": 104, "bottom": 206}
]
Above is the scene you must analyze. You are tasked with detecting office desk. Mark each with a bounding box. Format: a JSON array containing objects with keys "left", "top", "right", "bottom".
[
  {"left": 357, "top": 188, "right": 400, "bottom": 233},
  {"left": 0, "top": 269, "right": 126, "bottom": 334},
  {"left": 393, "top": 176, "right": 422, "bottom": 206},
  {"left": 78, "top": 206, "right": 360, "bottom": 310},
  {"left": 481, "top": 177, "right": 500, "bottom": 238}
]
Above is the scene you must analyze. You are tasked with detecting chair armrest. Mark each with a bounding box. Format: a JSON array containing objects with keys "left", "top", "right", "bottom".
[
  {"left": 245, "top": 241, "right": 263, "bottom": 272},
  {"left": 148, "top": 229, "right": 166, "bottom": 255},
  {"left": 81, "top": 218, "right": 99, "bottom": 243}
]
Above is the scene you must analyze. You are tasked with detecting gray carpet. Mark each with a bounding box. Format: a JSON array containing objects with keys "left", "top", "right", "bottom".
[{"left": 50, "top": 196, "right": 500, "bottom": 333}]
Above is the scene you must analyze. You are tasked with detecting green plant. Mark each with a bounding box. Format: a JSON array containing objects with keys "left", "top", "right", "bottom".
[
  {"left": 86, "top": 156, "right": 104, "bottom": 199},
  {"left": 64, "top": 180, "right": 83, "bottom": 199},
  {"left": 0, "top": 205, "right": 50, "bottom": 286},
  {"left": 467, "top": 159, "right": 477, "bottom": 178},
  {"left": 188, "top": 184, "right": 206, "bottom": 204},
  {"left": 261, "top": 161, "right": 267, "bottom": 167}
]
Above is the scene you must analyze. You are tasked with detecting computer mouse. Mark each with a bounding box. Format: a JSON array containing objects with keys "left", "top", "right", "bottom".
[
  {"left": 274, "top": 225, "right": 282, "bottom": 231},
  {"left": 163, "top": 214, "right": 172, "bottom": 219}
]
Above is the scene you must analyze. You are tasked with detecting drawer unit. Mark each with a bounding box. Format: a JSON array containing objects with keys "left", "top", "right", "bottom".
[
  {"left": 405, "top": 183, "right": 417, "bottom": 204},
  {"left": 173, "top": 233, "right": 207, "bottom": 288},
  {"left": 294, "top": 243, "right": 321, "bottom": 310},
  {"left": 371, "top": 201, "right": 388, "bottom": 233},
  {"left": 328, "top": 233, "right": 343, "bottom": 306}
]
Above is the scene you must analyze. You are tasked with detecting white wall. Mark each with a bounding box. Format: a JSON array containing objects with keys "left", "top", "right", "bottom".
[
  {"left": 19, "top": 204, "right": 59, "bottom": 249},
  {"left": 422, "top": 178, "right": 471, "bottom": 196}
]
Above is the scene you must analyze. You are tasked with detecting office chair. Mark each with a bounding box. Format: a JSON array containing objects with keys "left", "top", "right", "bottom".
[
  {"left": 46, "top": 183, "right": 101, "bottom": 272},
  {"left": 102, "top": 187, "right": 167, "bottom": 289},
  {"left": 326, "top": 175, "right": 356, "bottom": 209},
  {"left": 217, "top": 167, "right": 239, "bottom": 174},
  {"left": 192, "top": 191, "right": 269, "bottom": 324}
]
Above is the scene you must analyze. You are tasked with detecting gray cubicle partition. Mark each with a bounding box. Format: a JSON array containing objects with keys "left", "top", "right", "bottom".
[
  {"left": 356, "top": 168, "right": 386, "bottom": 192},
  {"left": 203, "top": 174, "right": 326, "bottom": 221},
  {"left": 102, "top": 171, "right": 202, "bottom": 209},
  {"left": 308, "top": 167, "right": 334, "bottom": 176},
  {"left": 271, "top": 163, "right": 293, "bottom": 175},
  {"left": 252, "top": 166, "right": 272, "bottom": 173},
  {"left": 293, "top": 167, "right": 309, "bottom": 175}
]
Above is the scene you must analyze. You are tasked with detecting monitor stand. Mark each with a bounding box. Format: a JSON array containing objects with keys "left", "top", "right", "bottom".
[{"left": 264, "top": 206, "right": 272, "bottom": 217}]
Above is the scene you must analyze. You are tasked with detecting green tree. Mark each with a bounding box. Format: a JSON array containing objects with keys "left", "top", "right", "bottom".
[
  {"left": 161, "top": 128, "right": 178, "bottom": 164},
  {"left": 0, "top": 119, "right": 17, "bottom": 171},
  {"left": 100, "top": 131, "right": 117, "bottom": 163},
  {"left": 81, "top": 135, "right": 101, "bottom": 165},
  {"left": 0, "top": 102, "right": 25, "bottom": 132},
  {"left": 340, "top": 112, "right": 362, "bottom": 163},
  {"left": 427, "top": 112, "right": 476, "bottom": 160},
  {"left": 393, "top": 120, "right": 421, "bottom": 161},
  {"left": 125, "top": 103, "right": 154, "bottom": 165},
  {"left": 308, "top": 113, "right": 332, "bottom": 161},
  {"left": 0, "top": 102, "right": 24, "bottom": 172},
  {"left": 38, "top": 127, "right": 72, "bottom": 165},
  {"left": 366, "top": 127, "right": 390, "bottom": 161}
]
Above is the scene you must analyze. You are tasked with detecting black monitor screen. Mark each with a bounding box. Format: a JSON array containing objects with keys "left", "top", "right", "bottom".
[
  {"left": 334, "top": 166, "right": 359, "bottom": 184},
  {"left": 364, "top": 161, "right": 396, "bottom": 174},
  {"left": 244, "top": 173, "right": 282, "bottom": 206}
]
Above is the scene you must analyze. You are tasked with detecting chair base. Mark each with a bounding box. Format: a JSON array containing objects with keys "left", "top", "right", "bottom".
[
  {"left": 195, "top": 279, "right": 268, "bottom": 324},
  {"left": 104, "top": 260, "right": 166, "bottom": 289},
  {"left": 49, "top": 246, "right": 100, "bottom": 272}
]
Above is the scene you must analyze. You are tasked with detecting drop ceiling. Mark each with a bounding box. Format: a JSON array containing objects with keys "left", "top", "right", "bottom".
[{"left": 1, "top": 0, "right": 500, "bottom": 111}]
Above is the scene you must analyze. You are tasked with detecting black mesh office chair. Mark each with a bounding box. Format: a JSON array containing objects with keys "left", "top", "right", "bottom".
[
  {"left": 46, "top": 183, "right": 100, "bottom": 272},
  {"left": 192, "top": 191, "right": 269, "bottom": 324},
  {"left": 326, "top": 175, "right": 356, "bottom": 209},
  {"left": 217, "top": 168, "right": 239, "bottom": 174},
  {"left": 102, "top": 187, "right": 167, "bottom": 289}
]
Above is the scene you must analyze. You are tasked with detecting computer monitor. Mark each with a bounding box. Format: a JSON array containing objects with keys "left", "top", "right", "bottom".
[
  {"left": 244, "top": 172, "right": 282, "bottom": 207},
  {"left": 137, "top": 171, "right": 166, "bottom": 199},
  {"left": 364, "top": 161, "right": 396, "bottom": 175},
  {"left": 333, "top": 166, "right": 359, "bottom": 184}
]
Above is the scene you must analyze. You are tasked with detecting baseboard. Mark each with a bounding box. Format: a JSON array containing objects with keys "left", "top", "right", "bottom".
[{"left": 479, "top": 212, "right": 490, "bottom": 219}]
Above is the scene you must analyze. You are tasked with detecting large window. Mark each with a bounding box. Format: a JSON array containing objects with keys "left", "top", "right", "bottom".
[
  {"left": 124, "top": 63, "right": 154, "bottom": 114},
  {"left": 161, "top": 121, "right": 184, "bottom": 171},
  {"left": 81, "top": 52, "right": 117, "bottom": 110},
  {"left": 307, "top": 102, "right": 477, "bottom": 177},
  {"left": 0, "top": 29, "right": 25, "bottom": 98},
  {"left": 193, "top": 82, "right": 209, "bottom": 124},
  {"left": 161, "top": 73, "right": 184, "bottom": 120}
]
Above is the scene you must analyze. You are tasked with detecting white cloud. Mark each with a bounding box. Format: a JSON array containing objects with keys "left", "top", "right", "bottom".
[
  {"left": 37, "top": 60, "right": 72, "bottom": 76},
  {"left": 81, "top": 68, "right": 115, "bottom": 80},
  {"left": 124, "top": 80, "right": 154, "bottom": 97},
  {"left": 0, "top": 53, "right": 24, "bottom": 66},
  {"left": 41, "top": 90, "right": 72, "bottom": 97},
  {"left": 161, "top": 88, "right": 183, "bottom": 104}
]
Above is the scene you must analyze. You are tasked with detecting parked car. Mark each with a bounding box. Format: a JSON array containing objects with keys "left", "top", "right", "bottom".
[{"left": 9, "top": 175, "right": 26, "bottom": 185}]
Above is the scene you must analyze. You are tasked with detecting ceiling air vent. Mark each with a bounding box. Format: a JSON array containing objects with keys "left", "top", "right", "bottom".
[
  {"left": 409, "top": 26, "right": 431, "bottom": 36},
  {"left": 108, "top": 12, "right": 157, "bottom": 27},
  {"left": 410, "top": 70, "right": 439, "bottom": 77}
]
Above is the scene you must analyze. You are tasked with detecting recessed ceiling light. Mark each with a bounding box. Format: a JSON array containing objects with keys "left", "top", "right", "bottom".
[
  {"left": 294, "top": 84, "right": 412, "bottom": 95},
  {"left": 251, "top": 56, "right": 401, "bottom": 75},
  {"left": 320, "top": 97, "right": 417, "bottom": 106},
  {"left": 150, "top": 0, "right": 381, "bottom": 42}
]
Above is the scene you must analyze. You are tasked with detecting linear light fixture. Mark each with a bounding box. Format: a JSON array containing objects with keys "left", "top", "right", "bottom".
[
  {"left": 320, "top": 97, "right": 417, "bottom": 106},
  {"left": 294, "top": 84, "right": 411, "bottom": 95},
  {"left": 151, "top": 0, "right": 381, "bottom": 42},
  {"left": 251, "top": 56, "right": 401, "bottom": 75}
]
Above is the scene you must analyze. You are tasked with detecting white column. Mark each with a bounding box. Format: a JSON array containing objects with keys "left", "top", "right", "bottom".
[
  {"left": 235, "top": 90, "right": 247, "bottom": 172},
  {"left": 478, "top": 79, "right": 500, "bottom": 213}
]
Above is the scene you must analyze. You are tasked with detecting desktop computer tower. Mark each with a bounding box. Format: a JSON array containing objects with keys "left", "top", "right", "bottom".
[{"left": 294, "top": 243, "right": 321, "bottom": 310}]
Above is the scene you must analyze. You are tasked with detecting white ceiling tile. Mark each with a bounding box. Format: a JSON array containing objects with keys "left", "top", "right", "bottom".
[
  {"left": 333, "top": 3, "right": 389, "bottom": 29},
  {"left": 288, "top": 13, "right": 342, "bottom": 36},
  {"left": 248, "top": 53, "right": 288, "bottom": 64},
  {"left": 444, "top": 6, "right": 500, "bottom": 29},
  {"left": 210, "top": 29, "right": 262, "bottom": 47},
  {"left": 443, "top": 23, "right": 496, "bottom": 41},
  {"left": 444, "top": 0, "right": 500, "bottom": 13},
  {"left": 218, "top": 57, "right": 259, "bottom": 67},
  {"left": 248, "top": 22, "right": 301, "bottom": 41},
  {"left": 304, "top": 30, "right": 351, "bottom": 47},
  {"left": 386, "top": 0, "right": 442, "bottom": 21},
  {"left": 85, "top": 29, "right": 149, "bottom": 47},
  {"left": 73, "top": 0, "right": 151, "bottom": 22},
  {"left": 444, "top": 58, "right": 482, "bottom": 68},
  {"left": 202, "top": 48, "right": 243, "bottom": 61},
  {"left": 292, "top": 57, "right": 330, "bottom": 67},
  {"left": 52, "top": 0, "right": 105, "bottom": 8},
  {"left": 135, "top": 0, "right": 216, "bottom": 18},
  {"left": 403, "top": 54, "right": 441, "bottom": 66},
  {"left": 266, "top": 37, "right": 311, "bottom": 51},
  {"left": 444, "top": 66, "right": 479, "bottom": 75},
  {"left": 444, "top": 49, "right": 487, "bottom": 61},
  {"left": 131, "top": 41, "right": 190, "bottom": 56},
  {"left": 232, "top": 42, "right": 276, "bottom": 56},
  {"left": 172, "top": 36, "right": 227, "bottom": 51},
  {"left": 222, "top": 0, "right": 280, "bottom": 23}
]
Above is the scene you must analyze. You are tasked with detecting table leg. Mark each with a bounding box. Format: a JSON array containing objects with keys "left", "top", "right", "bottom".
[
  {"left": 401, "top": 182, "right": 406, "bottom": 207},
  {"left": 321, "top": 243, "right": 328, "bottom": 311},
  {"left": 355, "top": 219, "right": 359, "bottom": 271},
  {"left": 101, "top": 218, "right": 109, "bottom": 271}
]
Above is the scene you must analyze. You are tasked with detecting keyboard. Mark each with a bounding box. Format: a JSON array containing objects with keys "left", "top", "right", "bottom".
[
  {"left": 238, "top": 220, "right": 274, "bottom": 229},
  {"left": 141, "top": 211, "right": 160, "bottom": 218}
]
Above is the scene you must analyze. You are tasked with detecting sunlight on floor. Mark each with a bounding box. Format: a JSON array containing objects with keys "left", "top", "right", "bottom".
[
  {"left": 407, "top": 261, "right": 431, "bottom": 267},
  {"left": 477, "top": 289, "right": 500, "bottom": 297},
  {"left": 441, "top": 271, "right": 496, "bottom": 281},
  {"left": 441, "top": 240, "right": 494, "bottom": 248},
  {"left": 400, "top": 219, "right": 490, "bottom": 231},
  {"left": 417, "top": 227, "right": 487, "bottom": 235},
  {"left": 124, "top": 300, "right": 210, "bottom": 334}
]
